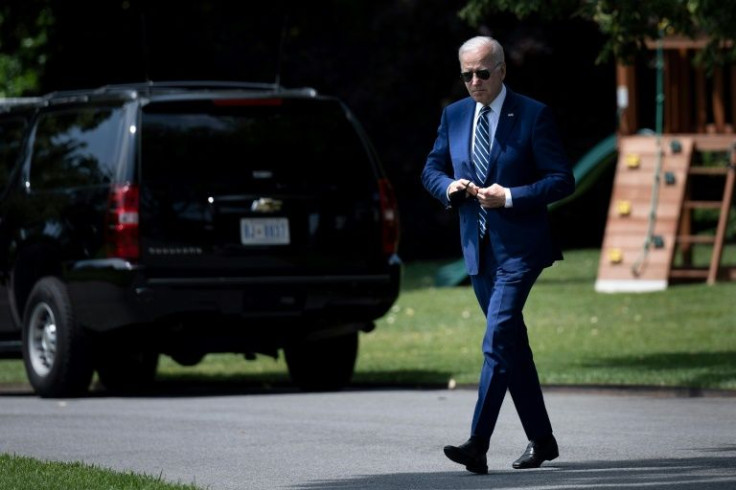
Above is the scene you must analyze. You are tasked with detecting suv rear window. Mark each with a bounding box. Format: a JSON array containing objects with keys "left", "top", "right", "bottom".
[{"left": 140, "top": 98, "right": 376, "bottom": 194}]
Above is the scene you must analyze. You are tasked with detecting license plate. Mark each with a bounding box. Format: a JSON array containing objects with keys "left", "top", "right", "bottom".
[{"left": 240, "top": 218, "right": 290, "bottom": 245}]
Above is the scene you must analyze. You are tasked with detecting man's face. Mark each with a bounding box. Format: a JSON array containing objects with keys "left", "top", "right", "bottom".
[{"left": 460, "top": 46, "right": 505, "bottom": 106}]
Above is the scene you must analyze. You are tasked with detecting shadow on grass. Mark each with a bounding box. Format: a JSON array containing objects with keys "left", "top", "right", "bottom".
[
  {"left": 582, "top": 351, "right": 736, "bottom": 389},
  {"left": 289, "top": 454, "right": 736, "bottom": 489}
]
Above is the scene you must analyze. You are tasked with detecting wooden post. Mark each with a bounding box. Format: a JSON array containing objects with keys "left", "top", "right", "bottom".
[
  {"left": 712, "top": 66, "right": 726, "bottom": 133},
  {"left": 679, "top": 48, "right": 692, "bottom": 133},
  {"left": 708, "top": 145, "right": 736, "bottom": 284},
  {"left": 616, "top": 62, "right": 637, "bottom": 136},
  {"left": 695, "top": 66, "right": 708, "bottom": 133},
  {"left": 731, "top": 66, "right": 736, "bottom": 132},
  {"left": 664, "top": 50, "right": 678, "bottom": 133},
  {"left": 679, "top": 185, "right": 693, "bottom": 267}
]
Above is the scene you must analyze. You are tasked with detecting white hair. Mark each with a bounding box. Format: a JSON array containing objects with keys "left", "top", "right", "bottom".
[{"left": 458, "top": 36, "right": 504, "bottom": 64}]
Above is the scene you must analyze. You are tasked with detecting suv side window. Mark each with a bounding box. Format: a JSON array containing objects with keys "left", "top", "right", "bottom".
[
  {"left": 0, "top": 115, "right": 30, "bottom": 191},
  {"left": 30, "top": 107, "right": 125, "bottom": 191}
]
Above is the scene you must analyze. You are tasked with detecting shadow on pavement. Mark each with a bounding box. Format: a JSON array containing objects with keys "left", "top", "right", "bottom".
[
  {"left": 290, "top": 454, "right": 736, "bottom": 489},
  {"left": 0, "top": 372, "right": 452, "bottom": 398}
]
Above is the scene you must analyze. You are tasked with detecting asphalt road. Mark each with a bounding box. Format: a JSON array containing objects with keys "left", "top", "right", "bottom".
[{"left": 1, "top": 385, "right": 735, "bottom": 489}]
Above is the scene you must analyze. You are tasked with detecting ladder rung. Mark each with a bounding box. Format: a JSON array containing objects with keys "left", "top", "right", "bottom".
[
  {"left": 688, "top": 166, "right": 729, "bottom": 175},
  {"left": 676, "top": 235, "right": 717, "bottom": 244},
  {"left": 683, "top": 200, "right": 723, "bottom": 209},
  {"left": 670, "top": 269, "right": 710, "bottom": 279}
]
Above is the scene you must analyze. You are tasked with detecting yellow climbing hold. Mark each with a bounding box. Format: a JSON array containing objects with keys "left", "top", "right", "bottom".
[
  {"left": 608, "top": 248, "right": 624, "bottom": 264},
  {"left": 617, "top": 200, "right": 632, "bottom": 216}
]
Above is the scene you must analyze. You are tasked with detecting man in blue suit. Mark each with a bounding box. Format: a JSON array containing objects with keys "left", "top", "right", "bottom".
[{"left": 421, "top": 36, "right": 575, "bottom": 474}]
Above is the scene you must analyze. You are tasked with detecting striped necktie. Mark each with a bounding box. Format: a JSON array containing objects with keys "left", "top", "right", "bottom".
[{"left": 473, "top": 105, "right": 491, "bottom": 237}]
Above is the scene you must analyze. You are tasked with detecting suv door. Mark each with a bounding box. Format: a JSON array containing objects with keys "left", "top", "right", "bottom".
[{"left": 0, "top": 112, "right": 33, "bottom": 336}]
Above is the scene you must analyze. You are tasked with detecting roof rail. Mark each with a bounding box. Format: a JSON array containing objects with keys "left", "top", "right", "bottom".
[
  {"left": 5, "top": 81, "right": 320, "bottom": 109},
  {"left": 96, "top": 80, "right": 319, "bottom": 97},
  {"left": 0, "top": 97, "right": 42, "bottom": 104},
  {"left": 0, "top": 97, "right": 43, "bottom": 113},
  {"left": 97, "top": 80, "right": 279, "bottom": 93}
]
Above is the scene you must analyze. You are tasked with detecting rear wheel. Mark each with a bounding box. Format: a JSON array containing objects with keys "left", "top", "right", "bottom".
[
  {"left": 22, "top": 277, "right": 94, "bottom": 398},
  {"left": 284, "top": 331, "right": 358, "bottom": 392}
]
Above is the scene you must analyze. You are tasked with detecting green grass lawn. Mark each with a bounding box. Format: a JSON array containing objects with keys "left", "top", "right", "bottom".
[{"left": 0, "top": 454, "right": 199, "bottom": 490}]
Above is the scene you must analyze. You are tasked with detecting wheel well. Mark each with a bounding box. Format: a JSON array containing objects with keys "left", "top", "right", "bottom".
[{"left": 11, "top": 243, "right": 63, "bottom": 324}]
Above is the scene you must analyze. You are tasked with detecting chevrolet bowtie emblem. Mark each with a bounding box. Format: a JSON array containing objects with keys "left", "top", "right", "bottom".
[{"left": 251, "top": 197, "right": 283, "bottom": 213}]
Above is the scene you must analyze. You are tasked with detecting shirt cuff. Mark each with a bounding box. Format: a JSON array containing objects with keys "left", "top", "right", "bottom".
[{"left": 504, "top": 187, "right": 513, "bottom": 208}]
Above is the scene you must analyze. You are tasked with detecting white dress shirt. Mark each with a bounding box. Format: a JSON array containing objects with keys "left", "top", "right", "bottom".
[{"left": 473, "top": 84, "right": 512, "bottom": 208}]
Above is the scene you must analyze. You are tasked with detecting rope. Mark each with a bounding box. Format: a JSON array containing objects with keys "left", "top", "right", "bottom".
[{"left": 631, "top": 30, "right": 665, "bottom": 277}]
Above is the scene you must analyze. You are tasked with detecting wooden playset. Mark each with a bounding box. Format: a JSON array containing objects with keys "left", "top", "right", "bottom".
[{"left": 595, "top": 35, "right": 736, "bottom": 292}]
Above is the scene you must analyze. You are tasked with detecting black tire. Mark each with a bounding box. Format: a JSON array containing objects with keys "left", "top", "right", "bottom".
[
  {"left": 96, "top": 346, "right": 159, "bottom": 394},
  {"left": 21, "top": 277, "right": 94, "bottom": 398},
  {"left": 284, "top": 331, "right": 359, "bottom": 392}
]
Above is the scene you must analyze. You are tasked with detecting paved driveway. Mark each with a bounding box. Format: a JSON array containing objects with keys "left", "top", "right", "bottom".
[{"left": 1, "top": 385, "right": 735, "bottom": 489}]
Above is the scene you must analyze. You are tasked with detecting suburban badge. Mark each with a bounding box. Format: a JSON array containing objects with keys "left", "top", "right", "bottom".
[{"left": 251, "top": 197, "right": 282, "bottom": 213}]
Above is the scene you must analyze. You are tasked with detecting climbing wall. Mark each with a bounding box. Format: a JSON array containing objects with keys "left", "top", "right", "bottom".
[{"left": 595, "top": 135, "right": 694, "bottom": 292}]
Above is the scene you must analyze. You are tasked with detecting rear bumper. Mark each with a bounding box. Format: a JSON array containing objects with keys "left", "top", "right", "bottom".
[{"left": 67, "top": 258, "right": 401, "bottom": 333}]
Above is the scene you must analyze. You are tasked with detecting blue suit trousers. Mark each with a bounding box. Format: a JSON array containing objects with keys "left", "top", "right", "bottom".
[{"left": 468, "top": 238, "right": 553, "bottom": 448}]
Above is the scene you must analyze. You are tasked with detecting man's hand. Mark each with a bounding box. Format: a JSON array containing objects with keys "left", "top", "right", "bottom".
[
  {"left": 448, "top": 179, "right": 477, "bottom": 205},
  {"left": 476, "top": 183, "right": 506, "bottom": 209},
  {"left": 448, "top": 179, "right": 472, "bottom": 197}
]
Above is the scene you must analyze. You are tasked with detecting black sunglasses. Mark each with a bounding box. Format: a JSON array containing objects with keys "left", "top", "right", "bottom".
[
  {"left": 460, "top": 69, "right": 491, "bottom": 82},
  {"left": 460, "top": 62, "right": 503, "bottom": 83}
]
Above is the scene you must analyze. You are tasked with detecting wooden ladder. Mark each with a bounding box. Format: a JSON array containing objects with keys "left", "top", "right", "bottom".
[{"left": 670, "top": 141, "right": 736, "bottom": 284}]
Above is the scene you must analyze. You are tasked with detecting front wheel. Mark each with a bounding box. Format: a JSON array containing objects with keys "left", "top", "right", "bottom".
[
  {"left": 21, "top": 277, "right": 94, "bottom": 398},
  {"left": 284, "top": 331, "right": 358, "bottom": 392}
]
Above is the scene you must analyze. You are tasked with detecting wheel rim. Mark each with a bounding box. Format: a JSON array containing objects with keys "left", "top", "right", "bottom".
[{"left": 27, "top": 302, "right": 57, "bottom": 377}]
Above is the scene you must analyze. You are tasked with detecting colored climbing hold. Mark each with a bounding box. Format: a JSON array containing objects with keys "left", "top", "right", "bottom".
[
  {"left": 608, "top": 248, "right": 624, "bottom": 264},
  {"left": 617, "top": 200, "right": 632, "bottom": 216}
]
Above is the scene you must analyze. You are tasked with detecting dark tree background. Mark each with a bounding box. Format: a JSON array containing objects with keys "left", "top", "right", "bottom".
[{"left": 40, "top": 0, "right": 618, "bottom": 261}]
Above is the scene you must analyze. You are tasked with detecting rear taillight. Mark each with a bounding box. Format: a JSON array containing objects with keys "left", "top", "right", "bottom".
[
  {"left": 378, "top": 178, "right": 399, "bottom": 255},
  {"left": 105, "top": 183, "right": 140, "bottom": 261}
]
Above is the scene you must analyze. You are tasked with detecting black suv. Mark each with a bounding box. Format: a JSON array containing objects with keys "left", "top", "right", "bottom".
[{"left": 0, "top": 81, "right": 401, "bottom": 397}]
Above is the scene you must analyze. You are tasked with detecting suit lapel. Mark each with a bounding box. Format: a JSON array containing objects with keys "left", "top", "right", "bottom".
[
  {"left": 450, "top": 99, "right": 476, "bottom": 178},
  {"left": 487, "top": 91, "right": 519, "bottom": 175}
]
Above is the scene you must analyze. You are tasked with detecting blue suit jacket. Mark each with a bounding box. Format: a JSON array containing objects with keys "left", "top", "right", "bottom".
[{"left": 421, "top": 89, "right": 575, "bottom": 275}]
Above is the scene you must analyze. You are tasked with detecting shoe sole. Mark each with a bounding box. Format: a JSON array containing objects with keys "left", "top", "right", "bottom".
[
  {"left": 512, "top": 452, "right": 559, "bottom": 469},
  {"left": 465, "top": 464, "right": 489, "bottom": 474},
  {"left": 443, "top": 447, "right": 488, "bottom": 474}
]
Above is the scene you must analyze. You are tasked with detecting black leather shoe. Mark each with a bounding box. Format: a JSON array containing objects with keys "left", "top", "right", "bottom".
[
  {"left": 512, "top": 435, "right": 559, "bottom": 469},
  {"left": 443, "top": 439, "right": 488, "bottom": 474}
]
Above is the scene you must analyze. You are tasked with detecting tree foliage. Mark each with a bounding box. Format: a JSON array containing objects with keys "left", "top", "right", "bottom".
[
  {"left": 459, "top": 0, "right": 736, "bottom": 67},
  {"left": 0, "top": 1, "right": 54, "bottom": 97}
]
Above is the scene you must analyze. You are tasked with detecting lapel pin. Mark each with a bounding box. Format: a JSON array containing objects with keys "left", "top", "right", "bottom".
[{"left": 507, "top": 113, "right": 514, "bottom": 117}]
